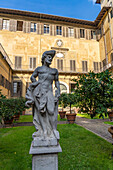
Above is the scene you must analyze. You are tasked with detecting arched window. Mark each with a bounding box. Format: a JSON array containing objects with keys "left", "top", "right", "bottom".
[{"left": 60, "top": 83, "right": 67, "bottom": 93}]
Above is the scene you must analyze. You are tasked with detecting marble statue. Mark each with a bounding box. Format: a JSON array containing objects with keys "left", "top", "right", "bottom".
[{"left": 26, "top": 50, "right": 60, "bottom": 146}]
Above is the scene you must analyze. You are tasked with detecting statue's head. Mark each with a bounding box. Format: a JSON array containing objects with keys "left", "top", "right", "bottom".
[{"left": 42, "top": 50, "right": 56, "bottom": 65}]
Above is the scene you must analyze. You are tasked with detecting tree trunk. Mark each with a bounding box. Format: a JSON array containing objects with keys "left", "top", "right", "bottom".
[{"left": 70, "top": 103, "right": 71, "bottom": 114}]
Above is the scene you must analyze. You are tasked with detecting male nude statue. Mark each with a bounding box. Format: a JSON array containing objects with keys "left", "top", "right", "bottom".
[{"left": 26, "top": 50, "right": 60, "bottom": 140}]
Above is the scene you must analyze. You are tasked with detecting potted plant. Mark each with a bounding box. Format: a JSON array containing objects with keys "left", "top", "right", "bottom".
[
  {"left": 108, "top": 109, "right": 113, "bottom": 121},
  {"left": 66, "top": 93, "right": 76, "bottom": 124},
  {"left": 59, "top": 93, "right": 68, "bottom": 119},
  {"left": 13, "top": 98, "right": 24, "bottom": 121},
  {"left": 21, "top": 98, "right": 27, "bottom": 115},
  {"left": 0, "top": 98, "right": 14, "bottom": 125}
]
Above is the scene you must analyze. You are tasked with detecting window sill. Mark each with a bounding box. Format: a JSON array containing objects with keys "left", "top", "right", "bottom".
[{"left": 44, "top": 33, "right": 50, "bottom": 35}]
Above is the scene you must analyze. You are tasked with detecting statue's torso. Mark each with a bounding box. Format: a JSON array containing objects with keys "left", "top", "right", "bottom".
[{"left": 37, "top": 66, "right": 57, "bottom": 91}]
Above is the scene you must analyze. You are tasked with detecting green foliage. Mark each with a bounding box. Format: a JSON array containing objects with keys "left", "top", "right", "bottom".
[
  {"left": 73, "top": 70, "right": 113, "bottom": 118},
  {"left": 59, "top": 93, "right": 76, "bottom": 113},
  {"left": 0, "top": 89, "right": 6, "bottom": 122},
  {"left": 104, "top": 121, "right": 113, "bottom": 125},
  {"left": 59, "top": 93, "right": 68, "bottom": 111},
  {"left": 0, "top": 97, "right": 27, "bottom": 123},
  {"left": 66, "top": 93, "right": 76, "bottom": 113}
]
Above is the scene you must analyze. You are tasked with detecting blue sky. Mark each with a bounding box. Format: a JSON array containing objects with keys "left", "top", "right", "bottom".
[{"left": 0, "top": 0, "right": 101, "bottom": 21}]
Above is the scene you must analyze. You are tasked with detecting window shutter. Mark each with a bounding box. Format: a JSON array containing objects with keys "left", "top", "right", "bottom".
[
  {"left": 9, "top": 19, "right": 13, "bottom": 31},
  {"left": 73, "top": 60, "right": 76, "bottom": 71},
  {"left": 15, "top": 56, "right": 17, "bottom": 68},
  {"left": 26, "top": 22, "right": 31, "bottom": 33},
  {"left": 89, "top": 30, "right": 91, "bottom": 40},
  {"left": 33, "top": 58, "right": 36, "bottom": 68},
  {"left": 86, "top": 61, "right": 88, "bottom": 72},
  {"left": 40, "top": 23, "right": 44, "bottom": 34},
  {"left": 53, "top": 25, "right": 56, "bottom": 36},
  {"left": 0, "top": 18, "right": 3, "bottom": 30},
  {"left": 63, "top": 26, "right": 65, "bottom": 37},
  {"left": 50, "top": 25, "right": 53, "bottom": 36},
  {"left": 66, "top": 27, "right": 68, "bottom": 37},
  {"left": 13, "top": 20, "right": 17, "bottom": 32},
  {"left": 37, "top": 23, "right": 40, "bottom": 34},
  {"left": 82, "top": 61, "right": 87, "bottom": 72},
  {"left": 30, "top": 58, "right": 32, "bottom": 68},
  {"left": 19, "top": 57, "right": 22, "bottom": 68},
  {"left": 70, "top": 60, "right": 72, "bottom": 70},
  {"left": 57, "top": 59, "right": 59, "bottom": 69},
  {"left": 9, "top": 19, "right": 17, "bottom": 32},
  {"left": 23, "top": 21, "right": 27, "bottom": 33},
  {"left": 93, "top": 62, "right": 95, "bottom": 71},
  {"left": 74, "top": 28, "right": 77, "bottom": 38},
  {"left": 78, "top": 28, "right": 80, "bottom": 38},
  {"left": 99, "top": 62, "right": 102, "bottom": 71},
  {"left": 97, "top": 62, "right": 99, "bottom": 72},
  {"left": 86, "top": 30, "right": 88, "bottom": 40}
]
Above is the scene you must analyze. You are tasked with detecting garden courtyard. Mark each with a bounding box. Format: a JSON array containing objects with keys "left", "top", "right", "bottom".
[{"left": 1, "top": 70, "right": 113, "bottom": 169}]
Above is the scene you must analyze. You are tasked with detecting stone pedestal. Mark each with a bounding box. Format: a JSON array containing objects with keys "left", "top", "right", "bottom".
[{"left": 29, "top": 143, "right": 62, "bottom": 170}]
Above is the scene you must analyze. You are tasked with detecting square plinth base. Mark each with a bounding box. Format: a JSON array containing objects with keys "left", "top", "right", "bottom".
[
  {"left": 32, "top": 153, "right": 58, "bottom": 170},
  {"left": 30, "top": 143, "right": 62, "bottom": 170}
]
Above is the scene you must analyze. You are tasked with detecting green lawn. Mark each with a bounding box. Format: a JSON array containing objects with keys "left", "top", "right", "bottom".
[
  {"left": 104, "top": 121, "right": 113, "bottom": 125},
  {"left": 15, "top": 115, "right": 33, "bottom": 123},
  {"left": 77, "top": 113, "right": 109, "bottom": 119},
  {"left": 0, "top": 124, "right": 113, "bottom": 170}
]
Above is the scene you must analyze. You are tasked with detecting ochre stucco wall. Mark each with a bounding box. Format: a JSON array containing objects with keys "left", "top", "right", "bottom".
[
  {"left": 0, "top": 28, "right": 100, "bottom": 96},
  {"left": 0, "top": 53, "right": 12, "bottom": 97}
]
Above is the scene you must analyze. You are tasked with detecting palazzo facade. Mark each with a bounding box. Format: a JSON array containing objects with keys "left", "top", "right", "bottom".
[{"left": 0, "top": 0, "right": 113, "bottom": 97}]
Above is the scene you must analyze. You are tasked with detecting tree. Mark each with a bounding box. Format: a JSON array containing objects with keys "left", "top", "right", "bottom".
[
  {"left": 66, "top": 93, "right": 76, "bottom": 114},
  {"left": 73, "top": 70, "right": 113, "bottom": 118},
  {"left": 59, "top": 93, "right": 68, "bottom": 111}
]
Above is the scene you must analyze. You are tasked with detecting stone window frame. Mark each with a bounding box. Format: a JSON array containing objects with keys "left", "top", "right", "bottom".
[
  {"left": 2, "top": 19, "right": 9, "bottom": 30},
  {"left": 30, "top": 23, "right": 37, "bottom": 32},
  {"left": 70, "top": 60, "right": 76, "bottom": 72},
  {"left": 68, "top": 27, "right": 74, "bottom": 37},
  {"left": 82, "top": 60, "right": 88, "bottom": 72},
  {"left": 93, "top": 61, "right": 102, "bottom": 72},
  {"left": 15, "top": 56, "right": 22, "bottom": 69},
  {"left": 17, "top": 21, "right": 23, "bottom": 31},
  {"left": 91, "top": 30, "right": 96, "bottom": 40},
  {"left": 57, "top": 59, "right": 63, "bottom": 71},
  {"left": 56, "top": 26, "right": 62, "bottom": 35},
  {"left": 29, "top": 57, "right": 36, "bottom": 70},
  {"left": 80, "top": 29, "right": 85, "bottom": 38},
  {"left": 44, "top": 24, "right": 50, "bottom": 34}
]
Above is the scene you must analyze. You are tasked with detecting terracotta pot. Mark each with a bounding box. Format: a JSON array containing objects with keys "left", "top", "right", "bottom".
[
  {"left": 108, "top": 126, "right": 113, "bottom": 138},
  {"left": 13, "top": 114, "right": 20, "bottom": 121},
  {"left": 108, "top": 111, "right": 113, "bottom": 121},
  {"left": 59, "top": 111, "right": 66, "bottom": 119},
  {"left": 4, "top": 117, "right": 14, "bottom": 124},
  {"left": 22, "top": 110, "right": 25, "bottom": 115},
  {"left": 66, "top": 113, "right": 76, "bottom": 124}
]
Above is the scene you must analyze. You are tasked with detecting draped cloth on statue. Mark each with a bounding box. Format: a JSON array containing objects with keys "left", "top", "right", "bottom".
[{"left": 26, "top": 73, "right": 59, "bottom": 140}]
